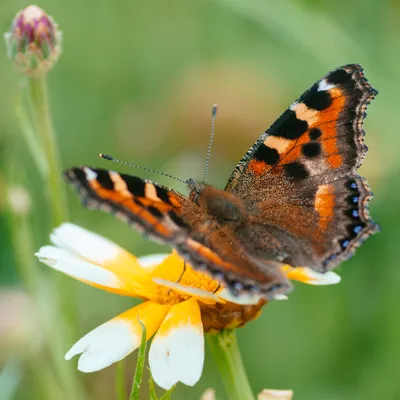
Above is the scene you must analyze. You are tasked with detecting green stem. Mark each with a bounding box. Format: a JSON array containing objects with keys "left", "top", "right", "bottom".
[
  {"left": 129, "top": 321, "right": 147, "bottom": 400},
  {"left": 27, "top": 73, "right": 77, "bottom": 331},
  {"left": 28, "top": 75, "right": 68, "bottom": 225},
  {"left": 116, "top": 360, "right": 127, "bottom": 400},
  {"left": 15, "top": 83, "right": 48, "bottom": 177},
  {"left": 207, "top": 330, "right": 255, "bottom": 400}
]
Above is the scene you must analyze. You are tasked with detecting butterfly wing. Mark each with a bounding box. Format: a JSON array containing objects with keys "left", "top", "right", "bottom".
[
  {"left": 65, "top": 167, "right": 290, "bottom": 296},
  {"left": 225, "top": 64, "right": 379, "bottom": 271}
]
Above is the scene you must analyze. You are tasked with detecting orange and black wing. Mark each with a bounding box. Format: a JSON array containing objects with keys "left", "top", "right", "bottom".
[
  {"left": 65, "top": 167, "right": 290, "bottom": 296},
  {"left": 225, "top": 64, "right": 380, "bottom": 271},
  {"left": 65, "top": 167, "right": 193, "bottom": 243}
]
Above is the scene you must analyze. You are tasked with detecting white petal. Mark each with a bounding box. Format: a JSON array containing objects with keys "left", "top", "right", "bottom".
[
  {"left": 217, "top": 288, "right": 266, "bottom": 305},
  {"left": 149, "top": 299, "right": 204, "bottom": 389},
  {"left": 66, "top": 319, "right": 139, "bottom": 372},
  {"left": 273, "top": 294, "right": 289, "bottom": 301},
  {"left": 138, "top": 254, "right": 169, "bottom": 270},
  {"left": 35, "top": 246, "right": 119, "bottom": 287},
  {"left": 283, "top": 265, "right": 341, "bottom": 286},
  {"left": 153, "top": 278, "right": 220, "bottom": 303},
  {"left": 50, "top": 223, "right": 132, "bottom": 266},
  {"left": 66, "top": 302, "right": 169, "bottom": 372},
  {"left": 298, "top": 268, "right": 341, "bottom": 285}
]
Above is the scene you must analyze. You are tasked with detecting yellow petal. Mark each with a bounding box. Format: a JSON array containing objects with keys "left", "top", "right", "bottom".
[
  {"left": 149, "top": 251, "right": 219, "bottom": 294},
  {"left": 153, "top": 278, "right": 221, "bottom": 305}
]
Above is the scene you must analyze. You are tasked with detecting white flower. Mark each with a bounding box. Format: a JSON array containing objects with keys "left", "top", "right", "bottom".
[{"left": 35, "top": 223, "right": 340, "bottom": 390}]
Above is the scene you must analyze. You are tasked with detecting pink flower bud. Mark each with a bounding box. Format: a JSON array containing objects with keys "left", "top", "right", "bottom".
[{"left": 4, "top": 5, "right": 62, "bottom": 76}]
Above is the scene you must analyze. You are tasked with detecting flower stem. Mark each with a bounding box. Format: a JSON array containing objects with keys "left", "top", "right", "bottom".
[
  {"left": 26, "top": 74, "right": 78, "bottom": 331},
  {"left": 129, "top": 321, "right": 147, "bottom": 400},
  {"left": 207, "top": 330, "right": 255, "bottom": 400},
  {"left": 27, "top": 75, "right": 68, "bottom": 225},
  {"left": 116, "top": 360, "right": 127, "bottom": 400}
]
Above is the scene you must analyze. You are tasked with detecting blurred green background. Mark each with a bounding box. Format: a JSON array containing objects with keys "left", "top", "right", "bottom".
[{"left": 0, "top": 0, "right": 398, "bottom": 399}]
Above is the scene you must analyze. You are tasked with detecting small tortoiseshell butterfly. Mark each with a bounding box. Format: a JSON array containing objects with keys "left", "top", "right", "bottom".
[{"left": 65, "top": 64, "right": 379, "bottom": 298}]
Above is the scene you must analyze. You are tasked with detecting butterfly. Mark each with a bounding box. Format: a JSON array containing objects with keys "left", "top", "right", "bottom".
[{"left": 65, "top": 64, "right": 379, "bottom": 299}]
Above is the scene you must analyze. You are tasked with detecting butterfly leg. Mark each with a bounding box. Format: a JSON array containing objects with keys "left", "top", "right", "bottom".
[
  {"left": 167, "top": 262, "right": 187, "bottom": 294},
  {"left": 176, "top": 261, "right": 187, "bottom": 283},
  {"left": 212, "top": 283, "right": 220, "bottom": 294}
]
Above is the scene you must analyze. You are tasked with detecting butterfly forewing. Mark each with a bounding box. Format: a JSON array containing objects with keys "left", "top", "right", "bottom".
[{"left": 225, "top": 64, "right": 379, "bottom": 271}]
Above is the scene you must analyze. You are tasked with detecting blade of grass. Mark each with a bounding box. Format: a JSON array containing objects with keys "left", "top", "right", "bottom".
[
  {"left": 149, "top": 374, "right": 159, "bottom": 400},
  {"left": 129, "top": 320, "right": 147, "bottom": 400}
]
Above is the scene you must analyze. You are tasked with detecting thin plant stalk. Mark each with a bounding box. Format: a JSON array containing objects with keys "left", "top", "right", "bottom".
[
  {"left": 15, "top": 82, "right": 48, "bottom": 177},
  {"left": 27, "top": 75, "right": 68, "bottom": 225},
  {"left": 26, "top": 74, "right": 78, "bottom": 338},
  {"left": 130, "top": 321, "right": 147, "bottom": 400},
  {"left": 207, "top": 330, "right": 255, "bottom": 400},
  {"left": 116, "top": 360, "right": 127, "bottom": 400}
]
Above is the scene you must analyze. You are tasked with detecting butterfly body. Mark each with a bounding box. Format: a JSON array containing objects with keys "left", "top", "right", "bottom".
[{"left": 65, "top": 64, "right": 379, "bottom": 298}]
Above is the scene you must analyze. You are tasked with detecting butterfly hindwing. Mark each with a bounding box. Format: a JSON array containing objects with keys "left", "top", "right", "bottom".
[{"left": 225, "top": 64, "right": 379, "bottom": 271}]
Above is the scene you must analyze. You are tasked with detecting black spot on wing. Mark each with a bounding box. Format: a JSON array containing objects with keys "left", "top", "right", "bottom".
[
  {"left": 156, "top": 186, "right": 173, "bottom": 205},
  {"left": 147, "top": 206, "right": 164, "bottom": 218},
  {"left": 302, "top": 90, "right": 332, "bottom": 111},
  {"left": 301, "top": 142, "right": 321, "bottom": 158},
  {"left": 123, "top": 175, "right": 146, "bottom": 197},
  {"left": 269, "top": 109, "right": 308, "bottom": 140},
  {"left": 327, "top": 69, "right": 352, "bottom": 85},
  {"left": 168, "top": 210, "right": 189, "bottom": 228},
  {"left": 67, "top": 168, "right": 88, "bottom": 187},
  {"left": 96, "top": 170, "right": 115, "bottom": 190},
  {"left": 284, "top": 162, "right": 309, "bottom": 179},
  {"left": 253, "top": 144, "right": 280, "bottom": 165},
  {"left": 309, "top": 128, "right": 322, "bottom": 140}
]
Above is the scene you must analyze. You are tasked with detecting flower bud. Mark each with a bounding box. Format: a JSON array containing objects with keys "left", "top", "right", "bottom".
[{"left": 4, "top": 5, "right": 62, "bottom": 76}]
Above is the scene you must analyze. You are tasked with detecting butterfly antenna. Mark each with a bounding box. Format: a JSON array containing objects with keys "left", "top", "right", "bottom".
[
  {"left": 99, "top": 153, "right": 187, "bottom": 184},
  {"left": 203, "top": 104, "right": 218, "bottom": 183}
]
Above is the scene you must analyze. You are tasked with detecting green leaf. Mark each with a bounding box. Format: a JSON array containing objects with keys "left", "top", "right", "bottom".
[
  {"left": 129, "top": 320, "right": 147, "bottom": 400},
  {"left": 148, "top": 372, "right": 176, "bottom": 400},
  {"left": 159, "top": 386, "right": 176, "bottom": 400}
]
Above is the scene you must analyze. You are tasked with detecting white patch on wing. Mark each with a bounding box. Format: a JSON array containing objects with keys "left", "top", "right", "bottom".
[
  {"left": 50, "top": 223, "right": 130, "bottom": 266},
  {"left": 35, "top": 245, "right": 120, "bottom": 287},
  {"left": 65, "top": 318, "right": 141, "bottom": 372},
  {"left": 83, "top": 167, "right": 97, "bottom": 181},
  {"left": 149, "top": 323, "right": 204, "bottom": 389},
  {"left": 318, "top": 79, "right": 335, "bottom": 92},
  {"left": 289, "top": 101, "right": 298, "bottom": 111}
]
